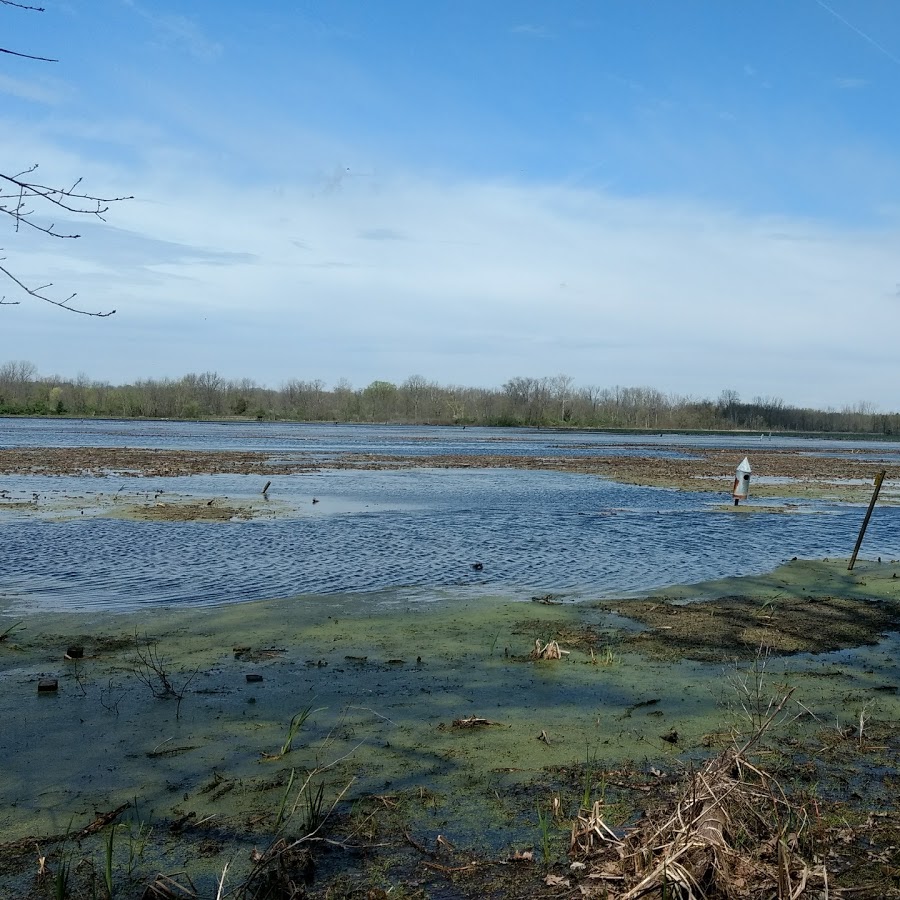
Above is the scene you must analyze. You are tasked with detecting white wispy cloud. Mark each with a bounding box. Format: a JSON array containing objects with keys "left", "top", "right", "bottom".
[
  {"left": 512, "top": 24, "right": 551, "bottom": 39},
  {"left": 357, "top": 228, "right": 408, "bottom": 241},
  {"left": 834, "top": 76, "right": 868, "bottom": 89},
  {"left": 5, "top": 131, "right": 899, "bottom": 408},
  {"left": 4, "top": 83, "right": 900, "bottom": 408},
  {"left": 0, "top": 74, "right": 67, "bottom": 104},
  {"left": 122, "top": 1, "right": 222, "bottom": 61}
]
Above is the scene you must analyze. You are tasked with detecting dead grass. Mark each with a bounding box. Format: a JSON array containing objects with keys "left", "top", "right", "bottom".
[{"left": 599, "top": 594, "right": 900, "bottom": 661}]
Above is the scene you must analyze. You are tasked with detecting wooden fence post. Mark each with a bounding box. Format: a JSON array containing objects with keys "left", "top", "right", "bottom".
[{"left": 848, "top": 470, "right": 886, "bottom": 571}]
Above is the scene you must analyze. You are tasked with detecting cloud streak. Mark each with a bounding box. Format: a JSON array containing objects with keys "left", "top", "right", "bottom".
[
  {"left": 512, "top": 24, "right": 551, "bottom": 39},
  {"left": 5, "top": 134, "right": 899, "bottom": 408},
  {"left": 0, "top": 73, "right": 66, "bottom": 104},
  {"left": 4, "top": 2, "right": 900, "bottom": 411},
  {"left": 834, "top": 76, "right": 868, "bottom": 89},
  {"left": 813, "top": 0, "right": 900, "bottom": 68},
  {"left": 121, "top": 1, "right": 223, "bottom": 60}
]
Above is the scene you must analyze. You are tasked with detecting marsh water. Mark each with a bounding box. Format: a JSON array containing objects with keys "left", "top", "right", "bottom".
[
  {"left": 2, "top": 419, "right": 900, "bottom": 891},
  {"left": 1, "top": 418, "right": 898, "bottom": 612}
]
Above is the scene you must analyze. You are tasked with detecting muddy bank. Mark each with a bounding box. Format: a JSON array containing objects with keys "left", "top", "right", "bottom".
[
  {"left": 0, "top": 484, "right": 295, "bottom": 523},
  {"left": 0, "top": 447, "right": 316, "bottom": 478},
  {"left": 599, "top": 557, "right": 900, "bottom": 660},
  {"left": 7, "top": 443, "right": 895, "bottom": 529},
  {"left": 1, "top": 560, "right": 899, "bottom": 897},
  {"left": 0, "top": 444, "right": 896, "bottom": 502}
]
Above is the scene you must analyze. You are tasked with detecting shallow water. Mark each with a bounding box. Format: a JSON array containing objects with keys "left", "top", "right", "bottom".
[
  {"left": 1, "top": 421, "right": 898, "bottom": 613},
  {"left": 1, "top": 588, "right": 897, "bottom": 876},
  {"left": 5, "top": 416, "right": 900, "bottom": 455}
]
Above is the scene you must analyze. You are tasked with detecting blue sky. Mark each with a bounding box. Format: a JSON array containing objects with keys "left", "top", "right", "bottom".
[{"left": 2, "top": 0, "right": 899, "bottom": 408}]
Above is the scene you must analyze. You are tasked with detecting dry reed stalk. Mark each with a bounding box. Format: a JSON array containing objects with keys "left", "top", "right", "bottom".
[
  {"left": 530, "top": 639, "right": 569, "bottom": 660},
  {"left": 570, "top": 710, "right": 831, "bottom": 899},
  {"left": 571, "top": 801, "right": 624, "bottom": 857}
]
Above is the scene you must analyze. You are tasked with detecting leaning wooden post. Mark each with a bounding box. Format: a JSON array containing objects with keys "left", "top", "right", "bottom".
[{"left": 848, "top": 470, "right": 886, "bottom": 571}]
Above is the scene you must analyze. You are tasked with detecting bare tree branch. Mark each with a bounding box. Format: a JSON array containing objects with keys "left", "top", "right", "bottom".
[
  {"left": 0, "top": 1, "right": 46, "bottom": 10},
  {"left": 0, "top": 45, "right": 56, "bottom": 61},
  {"left": 2, "top": 2, "right": 130, "bottom": 315},
  {"left": 1, "top": 1, "right": 55, "bottom": 60},
  {"left": 1, "top": 166, "right": 133, "bottom": 237},
  {"left": 0, "top": 261, "right": 116, "bottom": 316},
  {"left": 0, "top": 166, "right": 131, "bottom": 315}
]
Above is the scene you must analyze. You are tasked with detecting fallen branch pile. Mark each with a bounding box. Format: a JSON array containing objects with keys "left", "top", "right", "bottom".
[{"left": 571, "top": 720, "right": 832, "bottom": 898}]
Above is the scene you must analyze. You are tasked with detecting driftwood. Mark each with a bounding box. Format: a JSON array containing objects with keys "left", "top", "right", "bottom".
[
  {"left": 451, "top": 715, "right": 502, "bottom": 728},
  {"left": 77, "top": 802, "right": 130, "bottom": 838},
  {"left": 0, "top": 802, "right": 132, "bottom": 854}
]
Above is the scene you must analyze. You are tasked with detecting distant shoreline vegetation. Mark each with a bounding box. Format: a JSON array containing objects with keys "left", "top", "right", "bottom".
[{"left": 0, "top": 361, "right": 897, "bottom": 435}]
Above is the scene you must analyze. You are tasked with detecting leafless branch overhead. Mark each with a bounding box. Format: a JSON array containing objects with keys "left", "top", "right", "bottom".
[
  {"left": 0, "top": 46, "right": 56, "bottom": 61},
  {"left": 0, "top": 1, "right": 55, "bottom": 59},
  {"left": 2, "top": 2, "right": 131, "bottom": 316},
  {"left": 0, "top": 260, "right": 116, "bottom": 316},
  {"left": 0, "top": 1, "right": 46, "bottom": 11},
  {"left": 1, "top": 166, "right": 133, "bottom": 238}
]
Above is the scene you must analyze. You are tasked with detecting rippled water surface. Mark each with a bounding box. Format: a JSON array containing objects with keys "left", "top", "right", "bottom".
[
  {"left": 7, "top": 416, "right": 900, "bottom": 456},
  {"left": 1, "top": 419, "right": 898, "bottom": 612}
]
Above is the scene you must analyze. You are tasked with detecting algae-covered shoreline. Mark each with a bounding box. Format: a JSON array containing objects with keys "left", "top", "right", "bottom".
[{"left": 2, "top": 560, "right": 900, "bottom": 898}]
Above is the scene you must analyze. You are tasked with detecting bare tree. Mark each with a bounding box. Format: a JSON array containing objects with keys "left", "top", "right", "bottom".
[
  {"left": 550, "top": 373, "right": 574, "bottom": 422},
  {"left": 1, "top": 1, "right": 131, "bottom": 316},
  {"left": 0, "top": 358, "right": 37, "bottom": 406}
]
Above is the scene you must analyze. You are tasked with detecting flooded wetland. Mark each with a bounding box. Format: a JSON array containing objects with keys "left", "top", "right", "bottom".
[{"left": 1, "top": 420, "right": 899, "bottom": 898}]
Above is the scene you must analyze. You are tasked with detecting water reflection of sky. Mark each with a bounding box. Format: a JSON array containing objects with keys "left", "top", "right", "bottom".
[{"left": 1, "top": 451, "right": 898, "bottom": 612}]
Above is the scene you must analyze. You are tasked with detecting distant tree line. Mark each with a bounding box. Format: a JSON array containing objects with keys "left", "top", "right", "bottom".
[{"left": 0, "top": 360, "right": 897, "bottom": 435}]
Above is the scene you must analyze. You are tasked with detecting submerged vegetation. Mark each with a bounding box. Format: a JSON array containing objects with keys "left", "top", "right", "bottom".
[
  {"left": 1, "top": 359, "right": 898, "bottom": 433},
  {"left": 1, "top": 561, "right": 899, "bottom": 897},
  {"left": 1, "top": 419, "right": 897, "bottom": 895}
]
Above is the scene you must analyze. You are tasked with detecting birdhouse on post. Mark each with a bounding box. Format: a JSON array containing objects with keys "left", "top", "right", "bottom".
[{"left": 732, "top": 457, "right": 751, "bottom": 506}]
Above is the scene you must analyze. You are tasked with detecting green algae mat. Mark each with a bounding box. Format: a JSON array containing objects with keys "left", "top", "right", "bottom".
[{"left": 1, "top": 559, "right": 899, "bottom": 898}]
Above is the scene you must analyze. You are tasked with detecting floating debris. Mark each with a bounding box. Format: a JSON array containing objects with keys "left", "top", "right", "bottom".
[{"left": 451, "top": 715, "right": 502, "bottom": 729}]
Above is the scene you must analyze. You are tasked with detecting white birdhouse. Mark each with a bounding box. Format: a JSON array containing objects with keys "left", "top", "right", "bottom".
[{"left": 732, "top": 457, "right": 751, "bottom": 504}]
